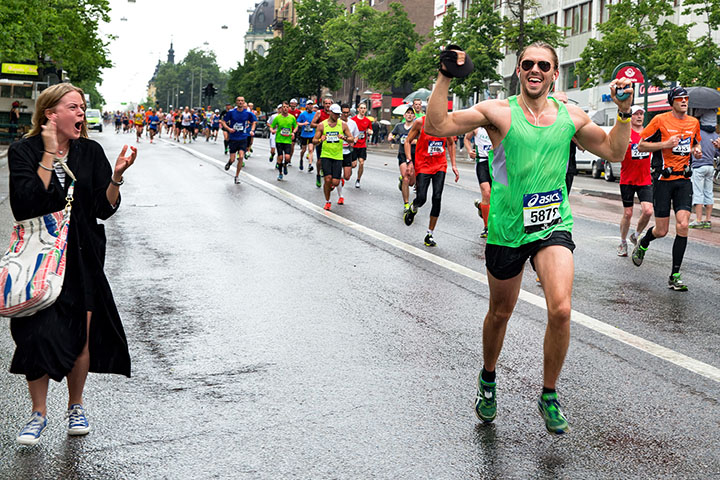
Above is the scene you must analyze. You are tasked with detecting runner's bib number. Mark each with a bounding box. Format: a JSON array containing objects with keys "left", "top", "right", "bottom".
[
  {"left": 326, "top": 131, "right": 340, "bottom": 143},
  {"left": 358, "top": 132, "right": 365, "bottom": 139},
  {"left": 523, "top": 189, "right": 563, "bottom": 234},
  {"left": 428, "top": 140, "right": 444, "bottom": 155},
  {"left": 400, "top": 135, "right": 407, "bottom": 144},
  {"left": 304, "top": 125, "right": 313, "bottom": 132},
  {"left": 281, "top": 127, "right": 292, "bottom": 136},
  {"left": 233, "top": 123, "right": 244, "bottom": 132},
  {"left": 630, "top": 144, "right": 650, "bottom": 159},
  {"left": 671, "top": 137, "right": 691, "bottom": 155}
]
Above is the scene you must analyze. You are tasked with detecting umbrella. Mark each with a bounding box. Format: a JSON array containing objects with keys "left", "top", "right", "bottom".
[
  {"left": 379, "top": 119, "right": 391, "bottom": 126},
  {"left": 403, "top": 88, "right": 432, "bottom": 103},
  {"left": 686, "top": 87, "right": 720, "bottom": 109},
  {"left": 393, "top": 104, "right": 413, "bottom": 115}
]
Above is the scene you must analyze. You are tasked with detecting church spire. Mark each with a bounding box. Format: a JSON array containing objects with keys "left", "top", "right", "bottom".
[{"left": 167, "top": 38, "right": 175, "bottom": 64}]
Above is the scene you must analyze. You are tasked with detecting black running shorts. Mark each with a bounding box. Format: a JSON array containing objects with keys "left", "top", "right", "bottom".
[
  {"left": 299, "top": 137, "right": 313, "bottom": 146},
  {"left": 653, "top": 178, "right": 692, "bottom": 217},
  {"left": 228, "top": 138, "right": 249, "bottom": 154},
  {"left": 276, "top": 142, "right": 292, "bottom": 156},
  {"left": 475, "top": 160, "right": 492, "bottom": 185},
  {"left": 342, "top": 153, "right": 354, "bottom": 167},
  {"left": 485, "top": 230, "right": 575, "bottom": 281},
  {"left": 353, "top": 147, "right": 367, "bottom": 160},
  {"left": 321, "top": 157, "right": 343, "bottom": 179},
  {"left": 620, "top": 184, "right": 653, "bottom": 208}
]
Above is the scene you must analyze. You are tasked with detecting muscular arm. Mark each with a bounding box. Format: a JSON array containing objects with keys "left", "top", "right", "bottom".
[
  {"left": 425, "top": 74, "right": 494, "bottom": 137},
  {"left": 342, "top": 122, "right": 354, "bottom": 144},
  {"left": 572, "top": 106, "right": 631, "bottom": 162},
  {"left": 312, "top": 122, "right": 325, "bottom": 145},
  {"left": 310, "top": 111, "right": 322, "bottom": 129}
]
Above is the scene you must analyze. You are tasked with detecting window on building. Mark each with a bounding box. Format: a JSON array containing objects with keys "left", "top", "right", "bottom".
[
  {"left": 541, "top": 12, "right": 558, "bottom": 25},
  {"left": 599, "top": 0, "right": 616, "bottom": 23},
  {"left": 350, "top": 3, "right": 355, "bottom": 13},
  {"left": 0, "top": 86, "right": 11, "bottom": 98},
  {"left": 564, "top": 1, "right": 592, "bottom": 36},
  {"left": 564, "top": 63, "right": 579, "bottom": 90},
  {"left": 256, "top": 45, "right": 265, "bottom": 56},
  {"left": 369, "top": 0, "right": 375, "bottom": 6}
]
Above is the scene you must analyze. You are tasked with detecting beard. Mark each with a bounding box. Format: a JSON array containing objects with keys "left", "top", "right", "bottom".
[{"left": 520, "top": 76, "right": 553, "bottom": 100}]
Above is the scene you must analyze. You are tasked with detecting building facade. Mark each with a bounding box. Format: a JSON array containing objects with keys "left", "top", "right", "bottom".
[
  {"left": 246, "top": 1, "right": 275, "bottom": 56},
  {"left": 272, "top": 0, "right": 297, "bottom": 36}
]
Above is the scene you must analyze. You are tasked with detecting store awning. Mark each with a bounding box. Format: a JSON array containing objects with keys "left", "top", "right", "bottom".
[{"left": 646, "top": 100, "right": 670, "bottom": 112}]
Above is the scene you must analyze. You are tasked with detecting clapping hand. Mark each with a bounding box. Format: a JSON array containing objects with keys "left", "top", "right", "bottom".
[{"left": 114, "top": 145, "right": 137, "bottom": 180}]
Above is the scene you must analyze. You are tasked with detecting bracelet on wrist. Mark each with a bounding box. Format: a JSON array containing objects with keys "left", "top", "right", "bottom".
[
  {"left": 43, "top": 150, "right": 56, "bottom": 155},
  {"left": 38, "top": 162, "right": 54, "bottom": 172},
  {"left": 617, "top": 115, "right": 631, "bottom": 124},
  {"left": 110, "top": 177, "right": 124, "bottom": 187}
]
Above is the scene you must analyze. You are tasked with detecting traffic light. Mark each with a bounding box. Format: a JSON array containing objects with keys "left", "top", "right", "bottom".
[{"left": 204, "top": 83, "right": 217, "bottom": 99}]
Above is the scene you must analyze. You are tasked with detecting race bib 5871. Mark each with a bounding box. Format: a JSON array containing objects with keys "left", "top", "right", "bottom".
[{"left": 522, "top": 189, "right": 563, "bottom": 234}]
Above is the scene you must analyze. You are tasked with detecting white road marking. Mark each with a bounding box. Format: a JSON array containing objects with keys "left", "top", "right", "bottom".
[{"left": 168, "top": 140, "right": 720, "bottom": 383}]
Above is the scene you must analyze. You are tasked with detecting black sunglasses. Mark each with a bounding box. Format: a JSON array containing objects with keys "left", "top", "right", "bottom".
[{"left": 520, "top": 60, "right": 552, "bottom": 72}]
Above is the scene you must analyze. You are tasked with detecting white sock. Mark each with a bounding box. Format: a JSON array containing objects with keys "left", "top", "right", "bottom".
[
  {"left": 337, "top": 182, "right": 343, "bottom": 198},
  {"left": 427, "top": 229, "right": 433, "bottom": 235}
]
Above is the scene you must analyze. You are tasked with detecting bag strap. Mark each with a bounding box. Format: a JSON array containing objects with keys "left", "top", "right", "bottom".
[{"left": 53, "top": 157, "right": 77, "bottom": 182}]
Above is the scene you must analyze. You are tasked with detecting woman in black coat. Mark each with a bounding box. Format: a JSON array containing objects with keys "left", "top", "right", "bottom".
[{"left": 8, "top": 83, "right": 136, "bottom": 446}]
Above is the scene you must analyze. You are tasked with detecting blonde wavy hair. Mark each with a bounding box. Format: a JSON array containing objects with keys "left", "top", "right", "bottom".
[{"left": 26, "top": 83, "right": 88, "bottom": 138}]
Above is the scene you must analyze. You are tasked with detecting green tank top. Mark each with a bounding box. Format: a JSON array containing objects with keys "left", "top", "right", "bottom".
[
  {"left": 487, "top": 96, "right": 576, "bottom": 247},
  {"left": 321, "top": 120, "right": 343, "bottom": 160}
]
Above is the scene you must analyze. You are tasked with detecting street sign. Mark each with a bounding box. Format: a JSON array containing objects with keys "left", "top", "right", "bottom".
[
  {"left": 1, "top": 63, "right": 38, "bottom": 76},
  {"left": 615, "top": 65, "right": 644, "bottom": 84}
]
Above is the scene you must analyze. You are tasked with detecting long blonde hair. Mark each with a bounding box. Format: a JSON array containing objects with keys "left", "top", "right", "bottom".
[{"left": 26, "top": 83, "right": 89, "bottom": 138}]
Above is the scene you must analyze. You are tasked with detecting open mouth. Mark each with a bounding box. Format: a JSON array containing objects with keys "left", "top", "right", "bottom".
[
  {"left": 528, "top": 77, "right": 543, "bottom": 85},
  {"left": 74, "top": 121, "right": 83, "bottom": 131}
]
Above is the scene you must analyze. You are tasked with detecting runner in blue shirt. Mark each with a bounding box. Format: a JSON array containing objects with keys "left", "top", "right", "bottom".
[
  {"left": 147, "top": 110, "right": 159, "bottom": 144},
  {"left": 220, "top": 96, "right": 257, "bottom": 184},
  {"left": 297, "top": 101, "right": 316, "bottom": 172}
]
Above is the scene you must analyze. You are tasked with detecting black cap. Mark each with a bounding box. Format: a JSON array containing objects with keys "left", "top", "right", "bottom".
[{"left": 667, "top": 86, "right": 689, "bottom": 104}]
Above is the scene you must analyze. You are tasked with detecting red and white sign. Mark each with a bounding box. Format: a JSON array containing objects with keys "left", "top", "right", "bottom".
[
  {"left": 434, "top": 0, "right": 447, "bottom": 15},
  {"left": 616, "top": 66, "right": 645, "bottom": 84},
  {"left": 371, "top": 93, "right": 382, "bottom": 109}
]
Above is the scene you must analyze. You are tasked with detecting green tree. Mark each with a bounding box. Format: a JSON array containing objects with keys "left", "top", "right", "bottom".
[
  {"left": 575, "top": 0, "right": 695, "bottom": 88},
  {"left": 325, "top": 3, "right": 381, "bottom": 104},
  {"left": 355, "top": 2, "right": 421, "bottom": 93},
  {"left": 681, "top": 0, "right": 720, "bottom": 85},
  {"left": 0, "top": 0, "right": 113, "bottom": 103},
  {"left": 289, "top": 0, "right": 346, "bottom": 100},
  {"left": 397, "top": 1, "right": 504, "bottom": 101},
  {"left": 152, "top": 48, "right": 227, "bottom": 111},
  {"left": 503, "top": 0, "right": 567, "bottom": 95}
]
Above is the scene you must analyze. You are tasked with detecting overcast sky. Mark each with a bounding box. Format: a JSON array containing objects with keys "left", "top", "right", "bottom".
[{"left": 99, "top": 0, "right": 257, "bottom": 111}]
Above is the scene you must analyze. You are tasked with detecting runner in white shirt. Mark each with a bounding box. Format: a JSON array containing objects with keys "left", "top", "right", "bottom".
[{"left": 465, "top": 126, "right": 493, "bottom": 238}]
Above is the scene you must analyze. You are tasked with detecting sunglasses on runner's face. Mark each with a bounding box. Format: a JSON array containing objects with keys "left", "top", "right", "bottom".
[{"left": 520, "top": 60, "right": 552, "bottom": 72}]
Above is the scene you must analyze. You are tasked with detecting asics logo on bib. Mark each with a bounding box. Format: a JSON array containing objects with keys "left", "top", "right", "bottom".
[{"left": 526, "top": 191, "right": 562, "bottom": 208}]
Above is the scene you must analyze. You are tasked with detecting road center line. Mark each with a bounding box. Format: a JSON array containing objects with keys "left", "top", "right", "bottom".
[{"left": 170, "top": 140, "right": 720, "bottom": 383}]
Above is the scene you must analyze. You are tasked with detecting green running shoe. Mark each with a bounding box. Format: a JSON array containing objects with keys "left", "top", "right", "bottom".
[
  {"left": 668, "top": 273, "right": 688, "bottom": 291},
  {"left": 631, "top": 243, "right": 647, "bottom": 266},
  {"left": 537, "top": 392, "right": 570, "bottom": 435},
  {"left": 424, "top": 233, "right": 436, "bottom": 247},
  {"left": 316, "top": 177, "right": 321, "bottom": 188},
  {"left": 403, "top": 205, "right": 417, "bottom": 226},
  {"left": 474, "top": 375, "right": 497, "bottom": 423},
  {"left": 398, "top": 175, "right": 403, "bottom": 191}
]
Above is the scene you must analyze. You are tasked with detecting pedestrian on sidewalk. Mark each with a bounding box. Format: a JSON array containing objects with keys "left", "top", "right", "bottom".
[
  {"left": 688, "top": 115, "right": 718, "bottom": 229},
  {"left": 8, "top": 83, "right": 135, "bottom": 446}
]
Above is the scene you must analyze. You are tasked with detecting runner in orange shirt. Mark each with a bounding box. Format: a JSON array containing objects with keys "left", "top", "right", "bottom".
[{"left": 632, "top": 87, "right": 702, "bottom": 291}]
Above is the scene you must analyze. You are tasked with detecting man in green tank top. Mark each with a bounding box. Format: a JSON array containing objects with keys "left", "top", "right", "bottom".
[
  {"left": 312, "top": 103, "right": 355, "bottom": 211},
  {"left": 425, "top": 42, "right": 635, "bottom": 435}
]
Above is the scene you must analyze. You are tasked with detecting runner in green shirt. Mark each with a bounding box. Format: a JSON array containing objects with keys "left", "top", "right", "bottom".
[
  {"left": 312, "top": 103, "right": 354, "bottom": 211},
  {"left": 270, "top": 102, "right": 298, "bottom": 180},
  {"left": 425, "top": 42, "right": 635, "bottom": 435}
]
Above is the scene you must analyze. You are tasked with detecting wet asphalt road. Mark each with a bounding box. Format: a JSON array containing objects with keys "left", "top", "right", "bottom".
[{"left": 0, "top": 130, "right": 718, "bottom": 479}]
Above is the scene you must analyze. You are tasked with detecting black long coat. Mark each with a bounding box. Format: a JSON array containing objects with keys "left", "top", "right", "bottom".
[{"left": 7, "top": 135, "right": 131, "bottom": 381}]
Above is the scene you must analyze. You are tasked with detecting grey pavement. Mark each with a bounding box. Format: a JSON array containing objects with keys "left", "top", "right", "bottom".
[{"left": 0, "top": 131, "right": 718, "bottom": 479}]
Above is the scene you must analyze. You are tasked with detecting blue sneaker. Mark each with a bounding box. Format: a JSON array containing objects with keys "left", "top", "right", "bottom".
[
  {"left": 277, "top": 173, "right": 283, "bottom": 181},
  {"left": 17, "top": 411, "right": 47, "bottom": 445},
  {"left": 67, "top": 404, "right": 90, "bottom": 436}
]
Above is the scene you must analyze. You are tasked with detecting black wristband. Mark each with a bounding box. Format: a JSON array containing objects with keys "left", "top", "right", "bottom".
[{"left": 439, "top": 68, "right": 454, "bottom": 78}]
